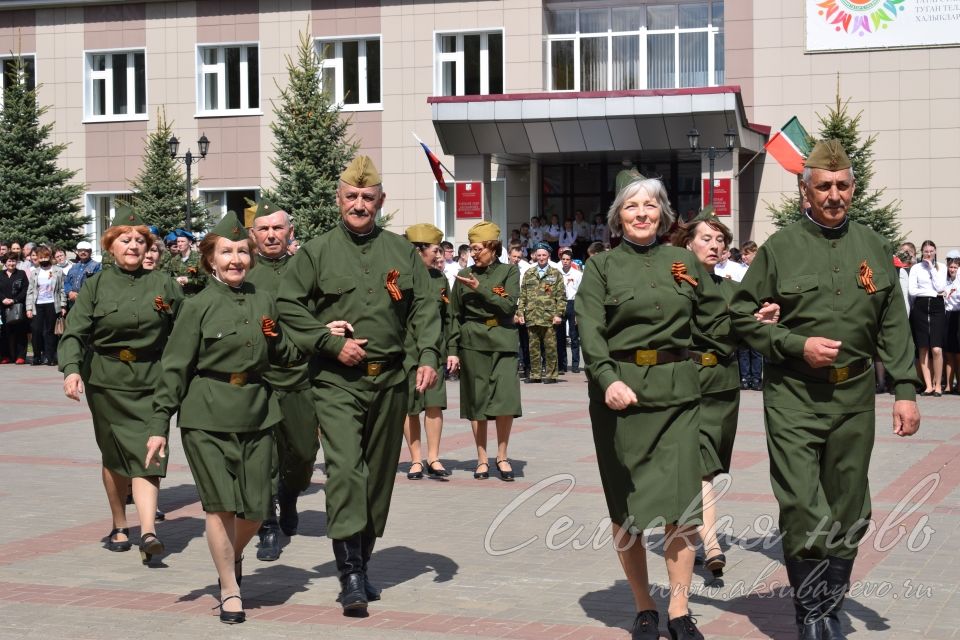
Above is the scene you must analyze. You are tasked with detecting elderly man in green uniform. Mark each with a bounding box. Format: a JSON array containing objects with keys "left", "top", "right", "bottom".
[
  {"left": 730, "top": 140, "right": 921, "bottom": 640},
  {"left": 165, "top": 229, "right": 206, "bottom": 296},
  {"left": 277, "top": 156, "right": 441, "bottom": 615},
  {"left": 518, "top": 242, "right": 566, "bottom": 384},
  {"left": 244, "top": 197, "right": 321, "bottom": 562}
]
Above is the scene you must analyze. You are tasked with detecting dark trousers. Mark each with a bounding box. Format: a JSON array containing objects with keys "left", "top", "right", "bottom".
[
  {"left": 31, "top": 303, "right": 57, "bottom": 363},
  {"left": 517, "top": 324, "right": 530, "bottom": 373},
  {"left": 1, "top": 322, "right": 28, "bottom": 360},
  {"left": 737, "top": 347, "right": 762, "bottom": 384},
  {"left": 556, "top": 299, "right": 580, "bottom": 370}
]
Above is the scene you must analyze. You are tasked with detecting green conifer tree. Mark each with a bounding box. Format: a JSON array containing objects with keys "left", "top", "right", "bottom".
[
  {"left": 129, "top": 108, "right": 210, "bottom": 235},
  {"left": 0, "top": 55, "right": 86, "bottom": 247},
  {"left": 768, "top": 92, "right": 903, "bottom": 251},
  {"left": 264, "top": 27, "right": 357, "bottom": 241}
]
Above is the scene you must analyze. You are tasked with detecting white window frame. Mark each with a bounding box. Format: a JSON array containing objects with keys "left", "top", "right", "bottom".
[
  {"left": 82, "top": 48, "right": 148, "bottom": 123},
  {"left": 0, "top": 53, "right": 38, "bottom": 109},
  {"left": 544, "top": 3, "right": 722, "bottom": 92},
  {"left": 199, "top": 187, "right": 261, "bottom": 222},
  {"left": 196, "top": 42, "right": 261, "bottom": 117},
  {"left": 433, "top": 28, "right": 505, "bottom": 97},
  {"left": 85, "top": 191, "right": 134, "bottom": 257},
  {"left": 316, "top": 35, "right": 383, "bottom": 112}
]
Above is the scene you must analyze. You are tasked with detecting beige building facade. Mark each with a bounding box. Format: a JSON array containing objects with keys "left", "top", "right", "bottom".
[{"left": 1, "top": 0, "right": 957, "bottom": 249}]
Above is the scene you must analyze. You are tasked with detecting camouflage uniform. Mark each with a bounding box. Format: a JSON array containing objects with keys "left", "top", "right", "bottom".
[
  {"left": 164, "top": 249, "right": 207, "bottom": 296},
  {"left": 518, "top": 265, "right": 567, "bottom": 381}
]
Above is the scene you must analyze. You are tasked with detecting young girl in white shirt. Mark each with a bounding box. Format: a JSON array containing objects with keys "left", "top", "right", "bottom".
[
  {"left": 908, "top": 240, "right": 948, "bottom": 395},
  {"left": 944, "top": 256, "right": 960, "bottom": 394}
]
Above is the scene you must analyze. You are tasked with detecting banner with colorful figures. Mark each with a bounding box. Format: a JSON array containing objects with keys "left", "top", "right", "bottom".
[{"left": 806, "top": 0, "right": 960, "bottom": 51}]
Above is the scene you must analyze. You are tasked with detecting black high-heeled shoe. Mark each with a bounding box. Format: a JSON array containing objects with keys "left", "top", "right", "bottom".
[
  {"left": 105, "top": 528, "right": 131, "bottom": 552},
  {"left": 496, "top": 458, "right": 515, "bottom": 482},
  {"left": 138, "top": 532, "right": 164, "bottom": 565},
  {"left": 473, "top": 462, "right": 489, "bottom": 479},
  {"left": 406, "top": 461, "right": 424, "bottom": 480},
  {"left": 426, "top": 460, "right": 450, "bottom": 478},
  {"left": 215, "top": 595, "right": 246, "bottom": 624}
]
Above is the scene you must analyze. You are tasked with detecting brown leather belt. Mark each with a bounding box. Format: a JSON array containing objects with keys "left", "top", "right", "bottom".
[
  {"left": 198, "top": 370, "right": 263, "bottom": 386},
  {"left": 610, "top": 349, "right": 690, "bottom": 366},
  {"left": 783, "top": 359, "right": 872, "bottom": 384},
  {"left": 95, "top": 347, "right": 161, "bottom": 363}
]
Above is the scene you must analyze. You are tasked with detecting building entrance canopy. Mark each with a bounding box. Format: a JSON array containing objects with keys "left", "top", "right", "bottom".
[{"left": 428, "top": 86, "right": 769, "bottom": 165}]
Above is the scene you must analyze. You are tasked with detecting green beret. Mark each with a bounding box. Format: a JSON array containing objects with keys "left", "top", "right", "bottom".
[
  {"left": 111, "top": 203, "right": 146, "bottom": 228},
  {"left": 254, "top": 195, "right": 285, "bottom": 219},
  {"left": 805, "top": 139, "right": 851, "bottom": 172},
  {"left": 209, "top": 211, "right": 248, "bottom": 242},
  {"left": 340, "top": 155, "right": 382, "bottom": 188},
  {"left": 467, "top": 221, "right": 501, "bottom": 243},
  {"left": 615, "top": 167, "right": 645, "bottom": 194},
  {"left": 405, "top": 223, "right": 443, "bottom": 245}
]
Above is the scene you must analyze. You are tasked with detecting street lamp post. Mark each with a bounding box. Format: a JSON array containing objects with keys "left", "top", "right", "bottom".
[
  {"left": 687, "top": 128, "right": 737, "bottom": 207},
  {"left": 168, "top": 133, "right": 211, "bottom": 230}
]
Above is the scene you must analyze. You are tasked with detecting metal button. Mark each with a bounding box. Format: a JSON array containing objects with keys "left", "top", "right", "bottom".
[
  {"left": 833, "top": 266, "right": 840, "bottom": 273},
  {"left": 650, "top": 282, "right": 656, "bottom": 288},
  {"left": 244, "top": 319, "right": 249, "bottom": 324},
  {"left": 337, "top": 288, "right": 343, "bottom": 294},
  {"left": 364, "top": 268, "right": 370, "bottom": 274},
  {"left": 246, "top": 341, "right": 252, "bottom": 347},
  {"left": 836, "top": 289, "right": 841, "bottom": 295},
  {"left": 655, "top": 303, "right": 661, "bottom": 310},
  {"left": 368, "top": 288, "right": 374, "bottom": 294},
  {"left": 831, "top": 241, "right": 838, "bottom": 248}
]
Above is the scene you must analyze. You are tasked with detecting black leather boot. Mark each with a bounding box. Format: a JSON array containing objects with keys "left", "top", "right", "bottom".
[
  {"left": 332, "top": 535, "right": 367, "bottom": 615},
  {"left": 277, "top": 480, "right": 299, "bottom": 536},
  {"left": 361, "top": 532, "right": 381, "bottom": 601},
  {"left": 784, "top": 558, "right": 828, "bottom": 640},
  {"left": 822, "top": 556, "right": 854, "bottom": 640},
  {"left": 256, "top": 496, "right": 281, "bottom": 561}
]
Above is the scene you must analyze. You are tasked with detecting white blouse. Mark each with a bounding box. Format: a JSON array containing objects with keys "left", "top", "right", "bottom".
[{"left": 908, "top": 261, "right": 947, "bottom": 298}]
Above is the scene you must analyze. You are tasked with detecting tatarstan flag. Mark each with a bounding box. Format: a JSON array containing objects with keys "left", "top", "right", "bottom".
[{"left": 764, "top": 117, "right": 813, "bottom": 175}]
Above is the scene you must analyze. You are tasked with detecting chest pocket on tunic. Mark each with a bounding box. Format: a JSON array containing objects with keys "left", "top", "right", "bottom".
[
  {"left": 202, "top": 325, "right": 237, "bottom": 344},
  {"left": 92, "top": 301, "right": 120, "bottom": 330},
  {"left": 604, "top": 288, "right": 634, "bottom": 308},
  {"left": 779, "top": 274, "right": 819, "bottom": 295},
  {"left": 319, "top": 276, "right": 357, "bottom": 301}
]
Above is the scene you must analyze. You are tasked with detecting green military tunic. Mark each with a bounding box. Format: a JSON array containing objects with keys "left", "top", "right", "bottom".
[
  {"left": 405, "top": 267, "right": 449, "bottom": 414},
  {"left": 729, "top": 215, "right": 918, "bottom": 560},
  {"left": 247, "top": 254, "right": 320, "bottom": 493},
  {"left": 148, "top": 277, "right": 300, "bottom": 519},
  {"left": 276, "top": 223, "right": 442, "bottom": 539},
  {"left": 164, "top": 249, "right": 207, "bottom": 296},
  {"left": 575, "top": 239, "right": 728, "bottom": 531},
  {"left": 448, "top": 260, "right": 522, "bottom": 420},
  {"left": 518, "top": 264, "right": 566, "bottom": 381},
  {"left": 694, "top": 274, "right": 741, "bottom": 477},
  {"left": 58, "top": 265, "right": 183, "bottom": 478}
]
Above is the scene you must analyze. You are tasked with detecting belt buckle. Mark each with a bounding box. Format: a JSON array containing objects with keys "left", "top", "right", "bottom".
[
  {"left": 485, "top": 318, "right": 499, "bottom": 327},
  {"left": 701, "top": 353, "right": 718, "bottom": 367},
  {"left": 829, "top": 366, "right": 849, "bottom": 384},
  {"left": 366, "top": 362, "right": 382, "bottom": 376},
  {"left": 229, "top": 372, "right": 248, "bottom": 386},
  {"left": 635, "top": 350, "right": 658, "bottom": 366},
  {"left": 118, "top": 348, "right": 137, "bottom": 362}
]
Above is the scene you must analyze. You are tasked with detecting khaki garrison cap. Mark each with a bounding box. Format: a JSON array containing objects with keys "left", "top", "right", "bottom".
[
  {"left": 615, "top": 167, "right": 645, "bottom": 194},
  {"left": 405, "top": 223, "right": 444, "bottom": 245},
  {"left": 467, "top": 221, "right": 501, "bottom": 243},
  {"left": 210, "top": 210, "right": 248, "bottom": 242},
  {"left": 111, "top": 203, "right": 146, "bottom": 228},
  {"left": 804, "top": 139, "right": 851, "bottom": 172},
  {"left": 254, "top": 195, "right": 284, "bottom": 219},
  {"left": 340, "top": 155, "right": 382, "bottom": 188}
]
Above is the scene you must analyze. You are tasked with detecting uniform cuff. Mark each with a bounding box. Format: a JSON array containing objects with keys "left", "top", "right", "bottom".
[
  {"left": 319, "top": 334, "right": 347, "bottom": 360},
  {"left": 418, "top": 351, "right": 439, "bottom": 371},
  {"left": 783, "top": 333, "right": 808, "bottom": 359},
  {"left": 146, "top": 417, "right": 170, "bottom": 438},
  {"left": 597, "top": 368, "right": 620, "bottom": 392},
  {"left": 62, "top": 364, "right": 80, "bottom": 377},
  {"left": 893, "top": 382, "right": 917, "bottom": 402}
]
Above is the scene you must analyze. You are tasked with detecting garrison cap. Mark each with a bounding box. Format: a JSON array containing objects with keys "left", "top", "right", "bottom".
[
  {"left": 615, "top": 167, "right": 645, "bottom": 194},
  {"left": 805, "top": 139, "right": 851, "bottom": 172},
  {"left": 254, "top": 195, "right": 285, "bottom": 219},
  {"left": 209, "top": 211, "right": 248, "bottom": 242},
  {"left": 467, "top": 221, "right": 501, "bottom": 243},
  {"left": 690, "top": 205, "right": 717, "bottom": 224},
  {"left": 405, "top": 223, "right": 443, "bottom": 245},
  {"left": 340, "top": 155, "right": 382, "bottom": 188},
  {"left": 111, "top": 203, "right": 146, "bottom": 228}
]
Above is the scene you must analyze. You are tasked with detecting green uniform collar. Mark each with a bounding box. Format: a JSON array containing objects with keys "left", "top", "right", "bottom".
[
  {"left": 801, "top": 212, "right": 849, "bottom": 239},
  {"left": 338, "top": 220, "right": 379, "bottom": 244},
  {"left": 257, "top": 252, "right": 290, "bottom": 265}
]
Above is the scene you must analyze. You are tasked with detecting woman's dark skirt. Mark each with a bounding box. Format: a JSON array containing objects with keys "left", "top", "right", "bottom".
[
  {"left": 87, "top": 384, "right": 167, "bottom": 478},
  {"left": 459, "top": 349, "right": 522, "bottom": 420},
  {"left": 911, "top": 296, "right": 946, "bottom": 349},
  {"left": 180, "top": 428, "right": 272, "bottom": 520}
]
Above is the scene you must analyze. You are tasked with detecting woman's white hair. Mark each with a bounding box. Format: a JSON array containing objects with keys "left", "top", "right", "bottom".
[{"left": 607, "top": 178, "right": 675, "bottom": 237}]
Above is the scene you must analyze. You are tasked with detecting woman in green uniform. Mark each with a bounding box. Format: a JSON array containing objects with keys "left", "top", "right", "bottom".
[
  {"left": 448, "top": 222, "right": 521, "bottom": 481},
  {"left": 145, "top": 212, "right": 299, "bottom": 625},
  {"left": 59, "top": 209, "right": 183, "bottom": 564},
  {"left": 576, "top": 178, "right": 728, "bottom": 640},
  {"left": 402, "top": 223, "right": 451, "bottom": 479}
]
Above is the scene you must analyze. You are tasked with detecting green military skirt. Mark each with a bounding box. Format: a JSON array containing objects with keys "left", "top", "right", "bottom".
[
  {"left": 699, "top": 388, "right": 740, "bottom": 478},
  {"left": 589, "top": 400, "right": 702, "bottom": 531},
  {"left": 180, "top": 428, "right": 273, "bottom": 520},
  {"left": 406, "top": 366, "right": 447, "bottom": 414},
  {"left": 87, "top": 384, "right": 167, "bottom": 478},
  {"left": 459, "top": 348, "right": 522, "bottom": 420}
]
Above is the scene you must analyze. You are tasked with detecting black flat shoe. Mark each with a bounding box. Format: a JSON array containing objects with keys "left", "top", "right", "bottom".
[
  {"left": 543, "top": 378, "right": 557, "bottom": 384},
  {"left": 525, "top": 378, "right": 541, "bottom": 384},
  {"left": 705, "top": 552, "right": 726, "bottom": 579},
  {"left": 216, "top": 595, "right": 245, "bottom": 624},
  {"left": 138, "top": 532, "right": 164, "bottom": 565},
  {"left": 933, "top": 391, "right": 942, "bottom": 397},
  {"left": 105, "top": 527, "right": 131, "bottom": 552},
  {"left": 406, "top": 461, "right": 424, "bottom": 480},
  {"left": 426, "top": 460, "right": 449, "bottom": 478},
  {"left": 495, "top": 458, "right": 515, "bottom": 481},
  {"left": 631, "top": 609, "right": 660, "bottom": 639},
  {"left": 668, "top": 614, "right": 704, "bottom": 640},
  {"left": 473, "top": 462, "right": 489, "bottom": 479}
]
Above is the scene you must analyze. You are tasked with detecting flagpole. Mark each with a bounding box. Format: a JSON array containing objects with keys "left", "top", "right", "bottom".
[
  {"left": 412, "top": 132, "right": 456, "bottom": 180},
  {"left": 734, "top": 149, "right": 763, "bottom": 179}
]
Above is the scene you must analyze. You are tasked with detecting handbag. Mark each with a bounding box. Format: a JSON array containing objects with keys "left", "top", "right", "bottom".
[
  {"left": 54, "top": 315, "right": 66, "bottom": 336},
  {"left": 3, "top": 302, "right": 25, "bottom": 325}
]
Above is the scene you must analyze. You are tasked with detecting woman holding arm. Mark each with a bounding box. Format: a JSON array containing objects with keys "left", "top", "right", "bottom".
[
  {"left": 908, "top": 240, "right": 947, "bottom": 395},
  {"left": 58, "top": 209, "right": 183, "bottom": 562},
  {"left": 145, "top": 212, "right": 300, "bottom": 624},
  {"left": 1, "top": 254, "right": 29, "bottom": 364},
  {"left": 575, "top": 178, "right": 729, "bottom": 640},
  {"left": 448, "top": 222, "right": 522, "bottom": 481}
]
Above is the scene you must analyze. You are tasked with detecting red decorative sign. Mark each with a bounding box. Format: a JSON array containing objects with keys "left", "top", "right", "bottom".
[
  {"left": 456, "top": 182, "right": 483, "bottom": 219},
  {"left": 702, "top": 178, "right": 732, "bottom": 216}
]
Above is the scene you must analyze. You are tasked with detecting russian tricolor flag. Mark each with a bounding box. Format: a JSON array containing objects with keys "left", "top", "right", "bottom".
[{"left": 413, "top": 133, "right": 448, "bottom": 191}]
